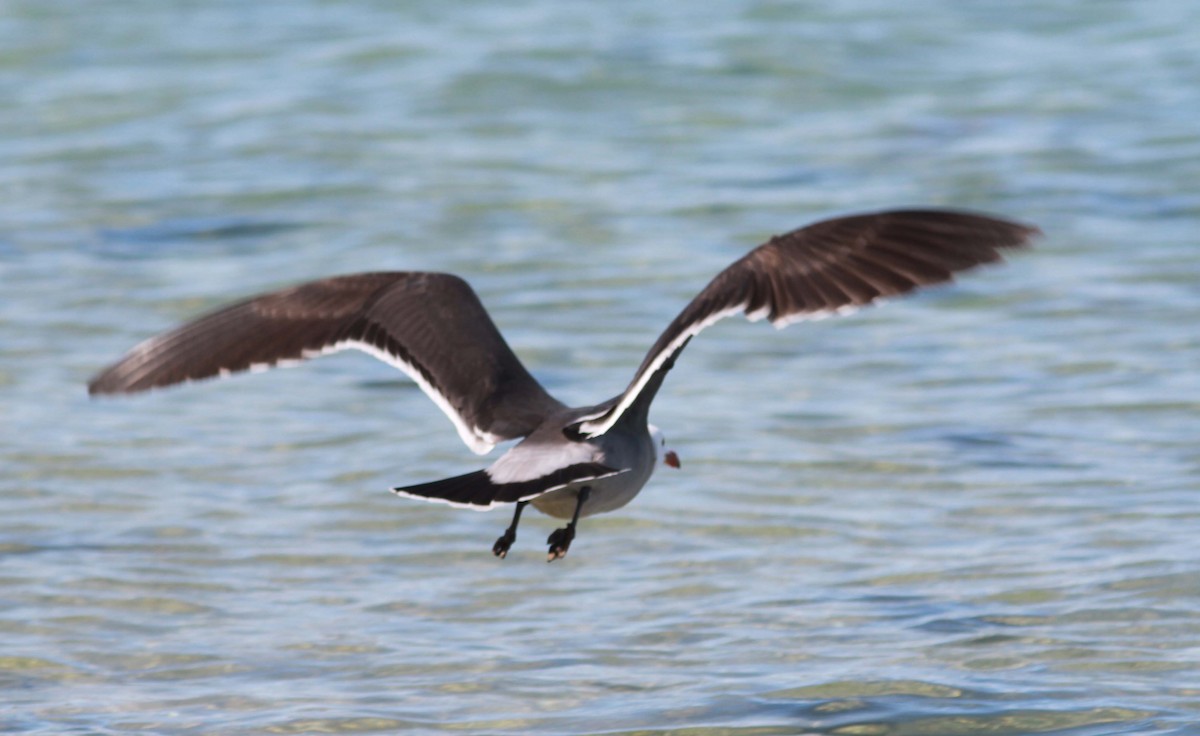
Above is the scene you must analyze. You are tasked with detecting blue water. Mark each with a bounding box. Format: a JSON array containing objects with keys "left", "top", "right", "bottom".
[{"left": 3, "top": 1, "right": 1199, "bottom": 734}]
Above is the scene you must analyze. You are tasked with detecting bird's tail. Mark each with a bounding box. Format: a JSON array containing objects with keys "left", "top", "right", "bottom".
[
  {"left": 392, "top": 470, "right": 501, "bottom": 509},
  {"left": 392, "top": 462, "right": 626, "bottom": 511}
]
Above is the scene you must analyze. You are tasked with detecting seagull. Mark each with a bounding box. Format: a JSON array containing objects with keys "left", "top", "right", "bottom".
[{"left": 89, "top": 209, "right": 1037, "bottom": 561}]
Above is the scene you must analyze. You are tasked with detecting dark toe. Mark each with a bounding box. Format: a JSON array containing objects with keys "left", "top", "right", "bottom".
[
  {"left": 493, "top": 533, "right": 515, "bottom": 559},
  {"left": 546, "top": 527, "right": 574, "bottom": 562}
]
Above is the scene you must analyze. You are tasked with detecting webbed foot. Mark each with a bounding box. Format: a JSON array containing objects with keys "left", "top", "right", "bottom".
[
  {"left": 493, "top": 529, "right": 516, "bottom": 559},
  {"left": 492, "top": 501, "right": 528, "bottom": 560},
  {"left": 546, "top": 525, "right": 575, "bottom": 562}
]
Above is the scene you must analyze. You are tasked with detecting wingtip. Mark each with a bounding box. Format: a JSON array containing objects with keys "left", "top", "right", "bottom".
[
  {"left": 1000, "top": 216, "right": 1042, "bottom": 246},
  {"left": 86, "top": 373, "right": 116, "bottom": 397},
  {"left": 993, "top": 219, "right": 1041, "bottom": 261},
  {"left": 85, "top": 370, "right": 153, "bottom": 397}
]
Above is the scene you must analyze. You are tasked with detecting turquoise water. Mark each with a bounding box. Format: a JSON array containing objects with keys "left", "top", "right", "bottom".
[{"left": 3, "top": 1, "right": 1199, "bottom": 734}]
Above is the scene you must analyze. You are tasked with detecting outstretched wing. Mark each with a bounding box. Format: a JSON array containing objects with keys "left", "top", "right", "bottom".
[
  {"left": 580, "top": 209, "right": 1038, "bottom": 436},
  {"left": 88, "top": 272, "right": 566, "bottom": 454}
]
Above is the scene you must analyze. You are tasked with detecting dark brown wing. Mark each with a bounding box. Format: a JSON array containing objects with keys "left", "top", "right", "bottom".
[
  {"left": 581, "top": 209, "right": 1038, "bottom": 435},
  {"left": 88, "top": 272, "right": 565, "bottom": 453}
]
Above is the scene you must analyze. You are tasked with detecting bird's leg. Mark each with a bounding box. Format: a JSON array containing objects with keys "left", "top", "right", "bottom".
[
  {"left": 493, "top": 501, "right": 528, "bottom": 559},
  {"left": 547, "top": 486, "right": 590, "bottom": 562}
]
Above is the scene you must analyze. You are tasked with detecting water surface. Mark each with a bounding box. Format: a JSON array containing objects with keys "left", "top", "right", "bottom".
[{"left": 3, "top": 1, "right": 1199, "bottom": 734}]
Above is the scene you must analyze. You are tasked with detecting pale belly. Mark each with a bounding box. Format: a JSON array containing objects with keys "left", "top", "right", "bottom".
[{"left": 529, "top": 470, "right": 652, "bottom": 519}]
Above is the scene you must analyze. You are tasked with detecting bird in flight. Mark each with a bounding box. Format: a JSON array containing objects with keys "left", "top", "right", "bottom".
[{"left": 90, "top": 209, "right": 1037, "bottom": 561}]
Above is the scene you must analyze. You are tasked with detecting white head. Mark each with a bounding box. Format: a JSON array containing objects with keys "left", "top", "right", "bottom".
[{"left": 648, "top": 424, "right": 681, "bottom": 469}]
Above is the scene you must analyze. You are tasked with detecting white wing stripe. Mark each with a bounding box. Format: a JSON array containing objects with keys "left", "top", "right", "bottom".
[
  {"left": 309, "top": 340, "right": 501, "bottom": 455},
  {"left": 770, "top": 304, "right": 856, "bottom": 328},
  {"left": 155, "top": 338, "right": 500, "bottom": 455},
  {"left": 578, "top": 302, "right": 748, "bottom": 436},
  {"left": 581, "top": 299, "right": 875, "bottom": 435}
]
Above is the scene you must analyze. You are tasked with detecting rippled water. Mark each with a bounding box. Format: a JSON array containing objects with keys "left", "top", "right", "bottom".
[{"left": 3, "top": 1, "right": 1199, "bottom": 734}]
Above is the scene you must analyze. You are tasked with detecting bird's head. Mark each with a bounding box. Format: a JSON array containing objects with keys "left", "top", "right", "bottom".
[{"left": 648, "top": 424, "right": 681, "bottom": 469}]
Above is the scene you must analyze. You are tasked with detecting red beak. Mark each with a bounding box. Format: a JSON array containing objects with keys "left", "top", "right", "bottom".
[{"left": 664, "top": 450, "right": 681, "bottom": 469}]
